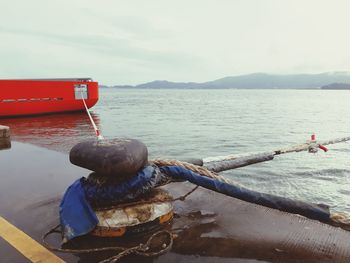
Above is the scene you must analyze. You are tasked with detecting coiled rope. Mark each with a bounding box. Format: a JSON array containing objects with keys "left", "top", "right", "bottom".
[{"left": 42, "top": 225, "right": 172, "bottom": 262}]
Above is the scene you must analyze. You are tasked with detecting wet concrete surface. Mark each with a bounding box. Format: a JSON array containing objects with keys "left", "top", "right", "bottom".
[
  {"left": 1, "top": 142, "right": 350, "bottom": 262},
  {"left": 0, "top": 236, "right": 31, "bottom": 263}
]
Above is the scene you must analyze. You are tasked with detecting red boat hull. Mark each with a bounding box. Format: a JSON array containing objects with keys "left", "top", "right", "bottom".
[{"left": 0, "top": 79, "right": 99, "bottom": 117}]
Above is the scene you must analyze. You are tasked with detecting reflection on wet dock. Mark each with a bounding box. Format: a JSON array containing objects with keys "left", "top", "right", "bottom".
[
  {"left": 0, "top": 113, "right": 100, "bottom": 153},
  {"left": 1, "top": 142, "right": 350, "bottom": 262}
]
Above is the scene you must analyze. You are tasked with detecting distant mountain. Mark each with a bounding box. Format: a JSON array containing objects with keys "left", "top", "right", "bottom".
[
  {"left": 136, "top": 80, "right": 199, "bottom": 89},
  {"left": 321, "top": 83, "right": 350, "bottom": 90},
  {"left": 104, "top": 72, "right": 350, "bottom": 89}
]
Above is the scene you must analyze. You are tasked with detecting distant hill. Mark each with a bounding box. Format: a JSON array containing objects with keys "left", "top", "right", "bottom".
[
  {"left": 103, "top": 72, "right": 350, "bottom": 89},
  {"left": 321, "top": 83, "right": 350, "bottom": 90}
]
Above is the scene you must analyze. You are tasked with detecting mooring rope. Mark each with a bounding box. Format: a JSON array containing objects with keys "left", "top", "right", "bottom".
[
  {"left": 91, "top": 185, "right": 199, "bottom": 211},
  {"left": 151, "top": 159, "right": 240, "bottom": 185},
  {"left": 273, "top": 134, "right": 350, "bottom": 155},
  {"left": 80, "top": 90, "right": 104, "bottom": 140},
  {"left": 151, "top": 159, "right": 350, "bottom": 232},
  {"left": 330, "top": 212, "right": 350, "bottom": 231},
  {"left": 45, "top": 160, "right": 350, "bottom": 261},
  {"left": 203, "top": 134, "right": 350, "bottom": 165}
]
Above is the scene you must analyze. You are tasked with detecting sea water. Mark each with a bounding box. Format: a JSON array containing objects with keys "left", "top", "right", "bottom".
[{"left": 4, "top": 88, "right": 350, "bottom": 214}]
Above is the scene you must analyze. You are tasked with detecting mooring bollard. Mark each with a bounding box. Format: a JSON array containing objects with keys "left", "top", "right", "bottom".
[
  {"left": 0, "top": 125, "right": 10, "bottom": 138},
  {"left": 0, "top": 125, "right": 11, "bottom": 150},
  {"left": 69, "top": 138, "right": 148, "bottom": 181}
]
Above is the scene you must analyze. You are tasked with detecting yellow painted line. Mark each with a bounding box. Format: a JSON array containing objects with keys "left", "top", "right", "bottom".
[{"left": 0, "top": 216, "right": 65, "bottom": 263}]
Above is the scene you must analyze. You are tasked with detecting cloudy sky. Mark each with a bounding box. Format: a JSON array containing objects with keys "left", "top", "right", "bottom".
[{"left": 1, "top": 0, "right": 350, "bottom": 85}]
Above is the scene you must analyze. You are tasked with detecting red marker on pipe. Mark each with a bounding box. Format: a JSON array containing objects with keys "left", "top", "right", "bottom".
[
  {"left": 319, "top": 144, "right": 328, "bottom": 152},
  {"left": 311, "top": 133, "right": 328, "bottom": 152}
]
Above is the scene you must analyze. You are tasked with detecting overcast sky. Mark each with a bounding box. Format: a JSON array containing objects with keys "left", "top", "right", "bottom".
[{"left": 1, "top": 0, "right": 350, "bottom": 85}]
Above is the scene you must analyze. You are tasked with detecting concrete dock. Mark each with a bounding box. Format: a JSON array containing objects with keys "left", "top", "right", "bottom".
[{"left": 1, "top": 142, "right": 350, "bottom": 262}]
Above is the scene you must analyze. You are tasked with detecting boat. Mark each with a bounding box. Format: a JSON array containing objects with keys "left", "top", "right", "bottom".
[{"left": 0, "top": 78, "right": 98, "bottom": 117}]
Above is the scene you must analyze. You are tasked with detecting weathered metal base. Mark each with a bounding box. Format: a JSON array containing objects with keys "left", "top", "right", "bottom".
[{"left": 91, "top": 189, "right": 174, "bottom": 237}]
